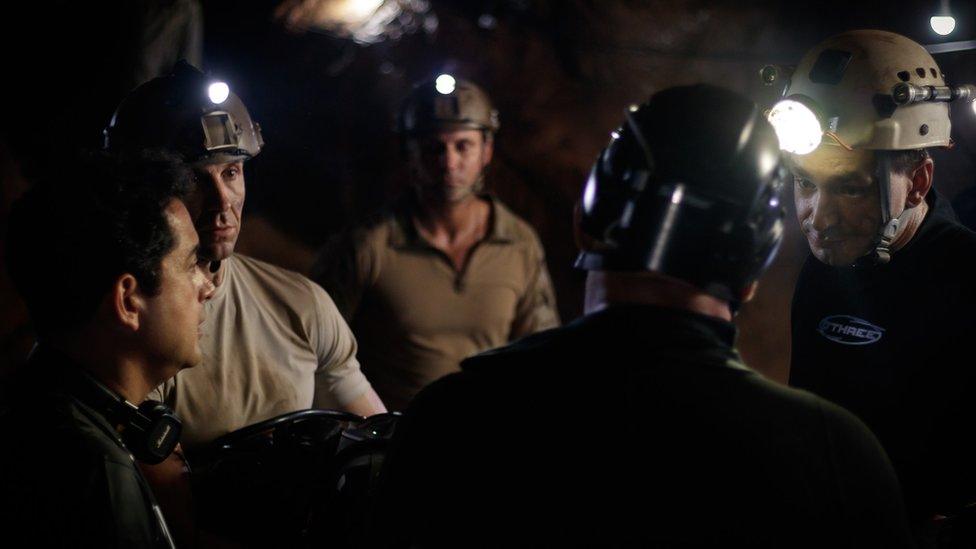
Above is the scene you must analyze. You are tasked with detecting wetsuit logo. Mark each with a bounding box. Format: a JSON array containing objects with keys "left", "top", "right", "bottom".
[{"left": 817, "top": 315, "right": 884, "bottom": 345}]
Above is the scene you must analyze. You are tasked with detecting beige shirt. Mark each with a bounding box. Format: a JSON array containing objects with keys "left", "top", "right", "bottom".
[
  {"left": 150, "top": 254, "right": 372, "bottom": 448},
  {"left": 320, "top": 198, "right": 559, "bottom": 410}
]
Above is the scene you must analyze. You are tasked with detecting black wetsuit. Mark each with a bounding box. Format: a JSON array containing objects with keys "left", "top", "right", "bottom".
[
  {"left": 791, "top": 192, "right": 976, "bottom": 526},
  {"left": 0, "top": 347, "right": 174, "bottom": 548},
  {"left": 373, "top": 304, "right": 913, "bottom": 547}
]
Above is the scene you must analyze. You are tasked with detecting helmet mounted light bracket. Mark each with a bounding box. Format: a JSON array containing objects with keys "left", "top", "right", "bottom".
[
  {"left": 201, "top": 111, "right": 242, "bottom": 152},
  {"left": 759, "top": 64, "right": 796, "bottom": 99}
]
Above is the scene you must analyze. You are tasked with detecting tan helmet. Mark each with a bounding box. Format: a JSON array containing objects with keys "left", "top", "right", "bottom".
[
  {"left": 768, "top": 30, "right": 965, "bottom": 263},
  {"left": 398, "top": 75, "right": 500, "bottom": 136},
  {"left": 772, "top": 29, "right": 951, "bottom": 153}
]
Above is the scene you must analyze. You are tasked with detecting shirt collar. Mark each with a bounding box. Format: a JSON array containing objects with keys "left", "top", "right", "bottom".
[
  {"left": 388, "top": 194, "right": 516, "bottom": 249},
  {"left": 890, "top": 188, "right": 955, "bottom": 260},
  {"left": 843, "top": 189, "right": 956, "bottom": 273},
  {"left": 582, "top": 303, "right": 740, "bottom": 351},
  {"left": 22, "top": 345, "right": 128, "bottom": 438}
]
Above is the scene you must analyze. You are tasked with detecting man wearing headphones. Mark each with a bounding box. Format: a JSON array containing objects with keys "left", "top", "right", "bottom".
[
  {"left": 314, "top": 75, "right": 559, "bottom": 410},
  {"left": 372, "top": 85, "right": 913, "bottom": 547},
  {"left": 0, "top": 152, "right": 214, "bottom": 547}
]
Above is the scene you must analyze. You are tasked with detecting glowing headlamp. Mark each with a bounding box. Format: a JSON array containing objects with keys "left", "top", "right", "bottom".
[
  {"left": 435, "top": 74, "right": 456, "bottom": 95},
  {"left": 766, "top": 96, "right": 823, "bottom": 155},
  {"left": 208, "top": 82, "right": 230, "bottom": 104}
]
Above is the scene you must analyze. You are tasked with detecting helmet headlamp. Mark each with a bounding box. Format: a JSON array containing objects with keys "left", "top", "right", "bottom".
[
  {"left": 767, "top": 96, "right": 824, "bottom": 155},
  {"left": 435, "top": 74, "right": 456, "bottom": 95},
  {"left": 208, "top": 82, "right": 230, "bottom": 104}
]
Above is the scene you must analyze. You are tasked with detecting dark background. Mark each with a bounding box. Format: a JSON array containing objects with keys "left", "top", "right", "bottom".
[{"left": 3, "top": 0, "right": 975, "bottom": 383}]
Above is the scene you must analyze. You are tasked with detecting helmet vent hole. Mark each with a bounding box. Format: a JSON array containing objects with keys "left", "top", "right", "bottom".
[
  {"left": 916, "top": 68, "right": 926, "bottom": 78},
  {"left": 930, "top": 68, "right": 938, "bottom": 78},
  {"left": 920, "top": 124, "right": 929, "bottom": 136},
  {"left": 897, "top": 71, "right": 910, "bottom": 82}
]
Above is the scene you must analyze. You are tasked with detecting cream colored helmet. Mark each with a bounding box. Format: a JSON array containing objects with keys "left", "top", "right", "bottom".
[
  {"left": 767, "top": 30, "right": 960, "bottom": 155},
  {"left": 766, "top": 29, "right": 975, "bottom": 263}
]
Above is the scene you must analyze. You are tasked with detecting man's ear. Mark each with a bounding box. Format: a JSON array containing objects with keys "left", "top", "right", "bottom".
[
  {"left": 906, "top": 157, "right": 934, "bottom": 208},
  {"left": 111, "top": 273, "right": 144, "bottom": 332},
  {"left": 481, "top": 132, "right": 494, "bottom": 167}
]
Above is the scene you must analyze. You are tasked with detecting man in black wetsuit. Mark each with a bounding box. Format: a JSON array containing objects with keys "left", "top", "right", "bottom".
[
  {"left": 372, "top": 84, "right": 914, "bottom": 548},
  {"left": 0, "top": 152, "right": 214, "bottom": 547},
  {"left": 769, "top": 30, "right": 976, "bottom": 543}
]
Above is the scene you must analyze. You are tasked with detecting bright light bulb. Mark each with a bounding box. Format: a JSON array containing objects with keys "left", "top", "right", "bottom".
[
  {"left": 767, "top": 99, "right": 823, "bottom": 155},
  {"left": 347, "top": 0, "right": 384, "bottom": 20},
  {"left": 208, "top": 82, "right": 230, "bottom": 104},
  {"left": 435, "top": 74, "right": 456, "bottom": 94},
  {"left": 931, "top": 16, "right": 956, "bottom": 36}
]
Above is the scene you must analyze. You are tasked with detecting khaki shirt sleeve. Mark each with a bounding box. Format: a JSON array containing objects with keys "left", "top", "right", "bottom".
[
  {"left": 306, "top": 279, "right": 374, "bottom": 408},
  {"left": 311, "top": 229, "right": 378, "bottom": 321},
  {"left": 510, "top": 234, "right": 560, "bottom": 339}
]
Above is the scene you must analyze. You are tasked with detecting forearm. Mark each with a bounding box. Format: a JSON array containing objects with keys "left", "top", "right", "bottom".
[{"left": 340, "top": 387, "right": 387, "bottom": 416}]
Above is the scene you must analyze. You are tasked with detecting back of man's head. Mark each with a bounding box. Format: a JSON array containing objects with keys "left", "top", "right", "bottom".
[
  {"left": 7, "top": 151, "right": 194, "bottom": 339},
  {"left": 576, "top": 84, "right": 788, "bottom": 306}
]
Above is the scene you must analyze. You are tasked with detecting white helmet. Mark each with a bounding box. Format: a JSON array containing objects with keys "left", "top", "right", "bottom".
[
  {"left": 766, "top": 30, "right": 968, "bottom": 155},
  {"left": 765, "top": 30, "right": 975, "bottom": 262}
]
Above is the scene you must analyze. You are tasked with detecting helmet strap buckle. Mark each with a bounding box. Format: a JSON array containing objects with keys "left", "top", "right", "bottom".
[{"left": 873, "top": 154, "right": 899, "bottom": 264}]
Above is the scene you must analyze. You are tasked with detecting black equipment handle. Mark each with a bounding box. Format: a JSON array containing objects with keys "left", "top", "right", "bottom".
[{"left": 211, "top": 409, "right": 363, "bottom": 450}]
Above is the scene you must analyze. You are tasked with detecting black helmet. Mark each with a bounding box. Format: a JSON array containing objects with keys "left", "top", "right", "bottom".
[
  {"left": 576, "top": 84, "right": 787, "bottom": 303},
  {"left": 104, "top": 60, "right": 263, "bottom": 163}
]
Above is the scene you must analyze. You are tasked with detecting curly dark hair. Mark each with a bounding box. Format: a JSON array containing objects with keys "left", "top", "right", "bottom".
[{"left": 7, "top": 150, "right": 195, "bottom": 337}]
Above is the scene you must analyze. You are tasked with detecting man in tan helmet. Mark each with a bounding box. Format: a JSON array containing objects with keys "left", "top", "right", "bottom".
[
  {"left": 314, "top": 75, "right": 560, "bottom": 410},
  {"left": 770, "top": 30, "right": 976, "bottom": 539}
]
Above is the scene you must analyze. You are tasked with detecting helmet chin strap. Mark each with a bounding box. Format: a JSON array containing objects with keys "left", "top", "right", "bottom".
[{"left": 873, "top": 154, "right": 906, "bottom": 264}]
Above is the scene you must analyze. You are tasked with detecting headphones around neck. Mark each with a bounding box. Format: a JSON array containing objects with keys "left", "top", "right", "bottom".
[{"left": 70, "top": 371, "right": 182, "bottom": 465}]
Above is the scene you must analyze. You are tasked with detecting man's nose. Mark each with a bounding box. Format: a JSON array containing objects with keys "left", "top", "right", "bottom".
[
  {"left": 201, "top": 173, "right": 232, "bottom": 212},
  {"left": 809, "top": 192, "right": 839, "bottom": 233},
  {"left": 441, "top": 147, "right": 461, "bottom": 170}
]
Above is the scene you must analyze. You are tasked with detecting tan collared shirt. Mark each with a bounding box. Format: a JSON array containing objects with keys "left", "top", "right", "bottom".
[{"left": 319, "top": 197, "right": 559, "bottom": 410}]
